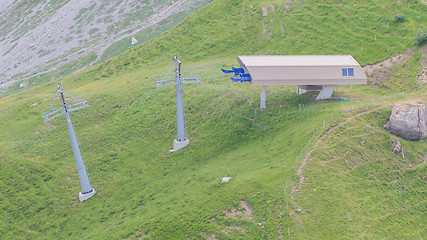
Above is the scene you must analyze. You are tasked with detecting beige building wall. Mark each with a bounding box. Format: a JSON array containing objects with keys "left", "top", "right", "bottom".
[
  {"left": 236, "top": 55, "right": 367, "bottom": 86},
  {"left": 248, "top": 66, "right": 366, "bottom": 86}
]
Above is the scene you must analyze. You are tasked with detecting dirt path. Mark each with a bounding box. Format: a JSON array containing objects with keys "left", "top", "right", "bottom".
[{"left": 294, "top": 105, "right": 385, "bottom": 190}]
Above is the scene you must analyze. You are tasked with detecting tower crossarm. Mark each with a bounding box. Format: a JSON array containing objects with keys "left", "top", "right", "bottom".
[
  {"left": 153, "top": 78, "right": 176, "bottom": 87},
  {"left": 182, "top": 77, "right": 202, "bottom": 84},
  {"left": 42, "top": 107, "right": 65, "bottom": 122},
  {"left": 41, "top": 84, "right": 90, "bottom": 122},
  {"left": 154, "top": 78, "right": 202, "bottom": 87},
  {"left": 153, "top": 55, "right": 202, "bottom": 152},
  {"left": 67, "top": 101, "right": 90, "bottom": 113},
  {"left": 42, "top": 99, "right": 89, "bottom": 122}
]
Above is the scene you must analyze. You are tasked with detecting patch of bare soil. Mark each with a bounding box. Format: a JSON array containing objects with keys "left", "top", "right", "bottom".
[
  {"left": 208, "top": 200, "right": 258, "bottom": 236},
  {"left": 224, "top": 200, "right": 254, "bottom": 220},
  {"left": 284, "top": 0, "right": 305, "bottom": 14},
  {"left": 362, "top": 45, "right": 427, "bottom": 88},
  {"left": 206, "top": 233, "right": 218, "bottom": 240},
  {"left": 262, "top": 4, "right": 275, "bottom": 16},
  {"left": 417, "top": 51, "right": 427, "bottom": 85}
]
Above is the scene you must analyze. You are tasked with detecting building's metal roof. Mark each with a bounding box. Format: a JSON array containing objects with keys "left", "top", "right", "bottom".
[
  {"left": 235, "top": 55, "right": 367, "bottom": 86},
  {"left": 238, "top": 55, "right": 359, "bottom": 67}
]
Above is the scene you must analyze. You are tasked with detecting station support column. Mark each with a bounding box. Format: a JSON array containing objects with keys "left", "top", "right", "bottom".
[{"left": 260, "top": 85, "right": 267, "bottom": 109}]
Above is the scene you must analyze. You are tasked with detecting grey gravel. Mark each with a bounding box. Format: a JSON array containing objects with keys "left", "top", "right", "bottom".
[{"left": 0, "top": 0, "right": 210, "bottom": 91}]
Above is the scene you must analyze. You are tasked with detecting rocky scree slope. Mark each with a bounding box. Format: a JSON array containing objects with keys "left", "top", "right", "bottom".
[{"left": 0, "top": 0, "right": 210, "bottom": 90}]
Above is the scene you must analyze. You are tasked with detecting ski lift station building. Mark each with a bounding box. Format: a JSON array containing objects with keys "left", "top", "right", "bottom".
[{"left": 223, "top": 55, "right": 367, "bottom": 108}]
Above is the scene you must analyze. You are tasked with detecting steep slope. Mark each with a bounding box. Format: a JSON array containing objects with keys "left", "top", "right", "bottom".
[
  {"left": 98, "top": 0, "right": 426, "bottom": 71},
  {"left": 0, "top": 0, "right": 211, "bottom": 90},
  {"left": 291, "top": 102, "right": 426, "bottom": 239},
  {"left": 0, "top": 0, "right": 426, "bottom": 239}
]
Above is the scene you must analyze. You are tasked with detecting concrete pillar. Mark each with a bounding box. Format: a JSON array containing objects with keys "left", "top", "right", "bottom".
[{"left": 260, "top": 85, "right": 267, "bottom": 109}]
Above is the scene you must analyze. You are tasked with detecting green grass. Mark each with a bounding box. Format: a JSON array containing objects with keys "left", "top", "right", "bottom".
[
  {"left": 2, "top": 52, "right": 99, "bottom": 98},
  {"left": 97, "top": 12, "right": 190, "bottom": 64},
  {"left": 1, "top": 0, "right": 212, "bottom": 86},
  {"left": 0, "top": 67, "right": 325, "bottom": 238},
  {"left": 290, "top": 105, "right": 426, "bottom": 239},
  {"left": 415, "top": 29, "right": 427, "bottom": 45},
  {"left": 1, "top": 0, "right": 426, "bottom": 239},
  {"left": 381, "top": 47, "right": 426, "bottom": 93},
  {"left": 96, "top": 0, "right": 212, "bottom": 63},
  {"left": 93, "top": 0, "right": 427, "bottom": 75},
  {"left": 386, "top": 52, "right": 424, "bottom": 91}
]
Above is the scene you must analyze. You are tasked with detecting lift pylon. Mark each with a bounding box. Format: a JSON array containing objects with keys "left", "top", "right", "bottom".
[
  {"left": 42, "top": 83, "right": 96, "bottom": 202},
  {"left": 154, "top": 55, "right": 202, "bottom": 152}
]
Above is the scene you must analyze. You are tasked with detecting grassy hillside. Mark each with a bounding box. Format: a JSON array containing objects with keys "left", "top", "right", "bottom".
[
  {"left": 290, "top": 100, "right": 426, "bottom": 239},
  {"left": 86, "top": 0, "right": 427, "bottom": 75},
  {"left": 1, "top": 0, "right": 426, "bottom": 239}
]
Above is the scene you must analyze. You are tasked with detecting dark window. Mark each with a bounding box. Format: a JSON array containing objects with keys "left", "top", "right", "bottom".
[
  {"left": 342, "top": 68, "right": 354, "bottom": 77},
  {"left": 342, "top": 68, "right": 348, "bottom": 76}
]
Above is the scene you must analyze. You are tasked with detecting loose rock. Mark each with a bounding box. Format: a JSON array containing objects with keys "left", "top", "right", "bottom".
[
  {"left": 221, "top": 177, "right": 231, "bottom": 183},
  {"left": 391, "top": 139, "right": 401, "bottom": 154},
  {"left": 19, "top": 81, "right": 29, "bottom": 89},
  {"left": 384, "top": 104, "right": 427, "bottom": 140},
  {"left": 131, "top": 37, "right": 138, "bottom": 45}
]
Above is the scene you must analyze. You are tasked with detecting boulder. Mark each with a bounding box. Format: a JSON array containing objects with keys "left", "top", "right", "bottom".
[
  {"left": 131, "top": 37, "right": 138, "bottom": 45},
  {"left": 384, "top": 104, "right": 427, "bottom": 140},
  {"left": 19, "top": 81, "right": 29, "bottom": 89},
  {"left": 221, "top": 177, "right": 231, "bottom": 183}
]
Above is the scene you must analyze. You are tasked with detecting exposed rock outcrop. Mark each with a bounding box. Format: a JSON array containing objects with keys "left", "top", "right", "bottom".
[
  {"left": 0, "top": 0, "right": 211, "bottom": 90},
  {"left": 19, "top": 81, "right": 29, "bottom": 89},
  {"left": 384, "top": 104, "right": 427, "bottom": 140},
  {"left": 391, "top": 139, "right": 401, "bottom": 154},
  {"left": 131, "top": 37, "right": 138, "bottom": 45}
]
